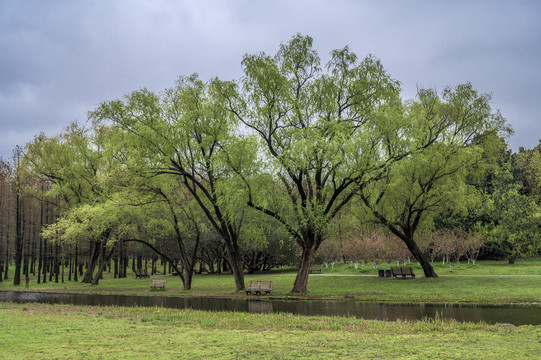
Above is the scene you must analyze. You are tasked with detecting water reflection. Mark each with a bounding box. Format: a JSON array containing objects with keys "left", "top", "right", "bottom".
[{"left": 1, "top": 291, "right": 539, "bottom": 326}]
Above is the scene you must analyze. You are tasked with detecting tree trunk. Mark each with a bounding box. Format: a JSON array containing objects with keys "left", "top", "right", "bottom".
[
  {"left": 291, "top": 242, "right": 317, "bottom": 293},
  {"left": 223, "top": 236, "right": 245, "bottom": 291},
  {"left": 82, "top": 240, "right": 101, "bottom": 283},
  {"left": 182, "top": 267, "right": 193, "bottom": 290},
  {"left": 73, "top": 242, "right": 78, "bottom": 282},
  {"left": 61, "top": 245, "right": 65, "bottom": 283},
  {"left": 91, "top": 244, "right": 116, "bottom": 285},
  {"left": 13, "top": 189, "right": 23, "bottom": 286},
  {"left": 508, "top": 255, "right": 517, "bottom": 265},
  {"left": 405, "top": 235, "right": 438, "bottom": 278},
  {"left": 54, "top": 244, "right": 59, "bottom": 283},
  {"left": 42, "top": 237, "right": 47, "bottom": 283},
  {"left": 37, "top": 206, "right": 43, "bottom": 284}
]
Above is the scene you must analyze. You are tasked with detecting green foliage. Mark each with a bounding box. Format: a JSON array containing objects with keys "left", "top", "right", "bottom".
[
  {"left": 479, "top": 177, "right": 541, "bottom": 263},
  {"left": 358, "top": 82, "right": 510, "bottom": 277}
]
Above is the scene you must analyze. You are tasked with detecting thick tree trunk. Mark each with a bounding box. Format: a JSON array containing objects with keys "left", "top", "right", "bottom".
[
  {"left": 82, "top": 240, "right": 101, "bottom": 283},
  {"left": 91, "top": 245, "right": 116, "bottom": 285},
  {"left": 404, "top": 235, "right": 438, "bottom": 278},
  {"left": 223, "top": 237, "right": 245, "bottom": 291},
  {"left": 291, "top": 242, "right": 317, "bottom": 293}
]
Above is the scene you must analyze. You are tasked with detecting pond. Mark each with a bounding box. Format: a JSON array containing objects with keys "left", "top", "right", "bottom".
[{"left": 1, "top": 290, "right": 540, "bottom": 326}]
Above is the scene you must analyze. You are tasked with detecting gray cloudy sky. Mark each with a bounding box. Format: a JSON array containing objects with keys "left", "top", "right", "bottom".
[{"left": 1, "top": 0, "right": 540, "bottom": 160}]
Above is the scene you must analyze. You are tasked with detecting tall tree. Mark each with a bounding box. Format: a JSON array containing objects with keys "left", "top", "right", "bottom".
[
  {"left": 91, "top": 75, "right": 253, "bottom": 291},
  {"left": 13, "top": 147, "right": 24, "bottom": 286},
  {"left": 479, "top": 163, "right": 541, "bottom": 264},
  {"left": 358, "top": 84, "right": 509, "bottom": 277},
  {"left": 219, "top": 34, "right": 417, "bottom": 292},
  {"left": 25, "top": 124, "right": 118, "bottom": 284}
]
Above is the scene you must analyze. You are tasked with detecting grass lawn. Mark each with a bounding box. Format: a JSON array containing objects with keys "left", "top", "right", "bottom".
[
  {"left": 1, "top": 258, "right": 540, "bottom": 305},
  {"left": 320, "top": 257, "right": 541, "bottom": 275},
  {"left": 1, "top": 302, "right": 540, "bottom": 360}
]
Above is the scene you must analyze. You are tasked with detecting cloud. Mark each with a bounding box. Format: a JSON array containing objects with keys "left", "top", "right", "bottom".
[{"left": 1, "top": 0, "right": 540, "bottom": 159}]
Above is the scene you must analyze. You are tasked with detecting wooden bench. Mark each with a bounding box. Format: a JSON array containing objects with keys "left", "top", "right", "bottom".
[
  {"left": 150, "top": 280, "right": 166, "bottom": 290},
  {"left": 245, "top": 280, "right": 272, "bottom": 295},
  {"left": 391, "top": 266, "right": 416, "bottom": 279},
  {"left": 310, "top": 265, "right": 323, "bottom": 273},
  {"left": 135, "top": 269, "right": 150, "bottom": 278}
]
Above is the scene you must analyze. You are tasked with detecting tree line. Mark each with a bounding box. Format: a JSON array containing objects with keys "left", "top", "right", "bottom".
[{"left": 0, "top": 34, "right": 539, "bottom": 293}]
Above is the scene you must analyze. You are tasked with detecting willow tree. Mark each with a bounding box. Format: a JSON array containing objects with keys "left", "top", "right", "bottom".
[
  {"left": 25, "top": 123, "right": 121, "bottom": 283},
  {"left": 91, "top": 75, "right": 253, "bottom": 291},
  {"left": 112, "top": 171, "right": 206, "bottom": 290},
  {"left": 358, "top": 85, "right": 509, "bottom": 277},
  {"left": 219, "top": 34, "right": 408, "bottom": 292}
]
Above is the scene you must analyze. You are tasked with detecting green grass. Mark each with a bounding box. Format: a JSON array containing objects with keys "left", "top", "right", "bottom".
[
  {"left": 322, "top": 257, "right": 541, "bottom": 275},
  {"left": 1, "top": 266, "right": 540, "bottom": 305},
  {"left": 0, "top": 302, "right": 539, "bottom": 359}
]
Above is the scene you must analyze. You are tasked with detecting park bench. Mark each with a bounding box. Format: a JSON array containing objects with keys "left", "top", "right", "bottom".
[
  {"left": 245, "top": 280, "right": 272, "bottom": 295},
  {"left": 310, "top": 265, "right": 323, "bottom": 273},
  {"left": 150, "top": 280, "right": 167, "bottom": 290},
  {"left": 391, "top": 266, "right": 416, "bottom": 279},
  {"left": 135, "top": 269, "right": 150, "bottom": 278}
]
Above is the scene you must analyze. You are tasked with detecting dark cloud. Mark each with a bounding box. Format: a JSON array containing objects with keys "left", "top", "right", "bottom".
[{"left": 1, "top": 0, "right": 540, "bottom": 159}]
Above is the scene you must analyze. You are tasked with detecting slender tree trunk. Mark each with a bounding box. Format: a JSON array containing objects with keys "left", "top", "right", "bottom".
[
  {"left": 0, "top": 231, "right": 3, "bottom": 282},
  {"left": 0, "top": 176, "right": 4, "bottom": 283},
  {"left": 73, "top": 242, "right": 78, "bottom": 282},
  {"left": 4, "top": 195, "right": 10, "bottom": 280},
  {"left": 37, "top": 197, "right": 43, "bottom": 284},
  {"left": 61, "top": 244, "right": 65, "bottom": 283},
  {"left": 22, "top": 204, "right": 29, "bottom": 277},
  {"left": 54, "top": 244, "right": 59, "bottom": 283},
  {"left": 13, "top": 187, "right": 23, "bottom": 286}
]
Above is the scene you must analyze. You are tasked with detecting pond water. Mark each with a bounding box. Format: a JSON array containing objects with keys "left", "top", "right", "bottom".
[{"left": 1, "top": 290, "right": 540, "bottom": 325}]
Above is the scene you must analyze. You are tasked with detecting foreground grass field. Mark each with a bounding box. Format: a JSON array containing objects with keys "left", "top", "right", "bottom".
[
  {"left": 1, "top": 302, "right": 539, "bottom": 360},
  {"left": 1, "top": 259, "right": 540, "bottom": 305}
]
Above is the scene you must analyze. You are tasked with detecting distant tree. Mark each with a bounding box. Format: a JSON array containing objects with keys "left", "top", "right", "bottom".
[
  {"left": 317, "top": 237, "right": 342, "bottom": 270},
  {"left": 513, "top": 142, "right": 541, "bottom": 202},
  {"left": 25, "top": 124, "right": 123, "bottom": 284},
  {"left": 480, "top": 175, "right": 541, "bottom": 264},
  {"left": 463, "top": 232, "right": 484, "bottom": 265}
]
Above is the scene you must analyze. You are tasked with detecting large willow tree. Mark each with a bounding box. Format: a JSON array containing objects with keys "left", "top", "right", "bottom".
[
  {"left": 218, "top": 34, "right": 413, "bottom": 292},
  {"left": 219, "top": 35, "right": 507, "bottom": 291},
  {"left": 91, "top": 75, "right": 252, "bottom": 291}
]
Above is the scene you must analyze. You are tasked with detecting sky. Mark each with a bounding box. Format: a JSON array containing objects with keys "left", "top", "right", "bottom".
[{"left": 1, "top": 0, "right": 540, "bottom": 160}]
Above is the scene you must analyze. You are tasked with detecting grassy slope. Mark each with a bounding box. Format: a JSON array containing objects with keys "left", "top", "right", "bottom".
[{"left": 1, "top": 303, "right": 539, "bottom": 360}]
